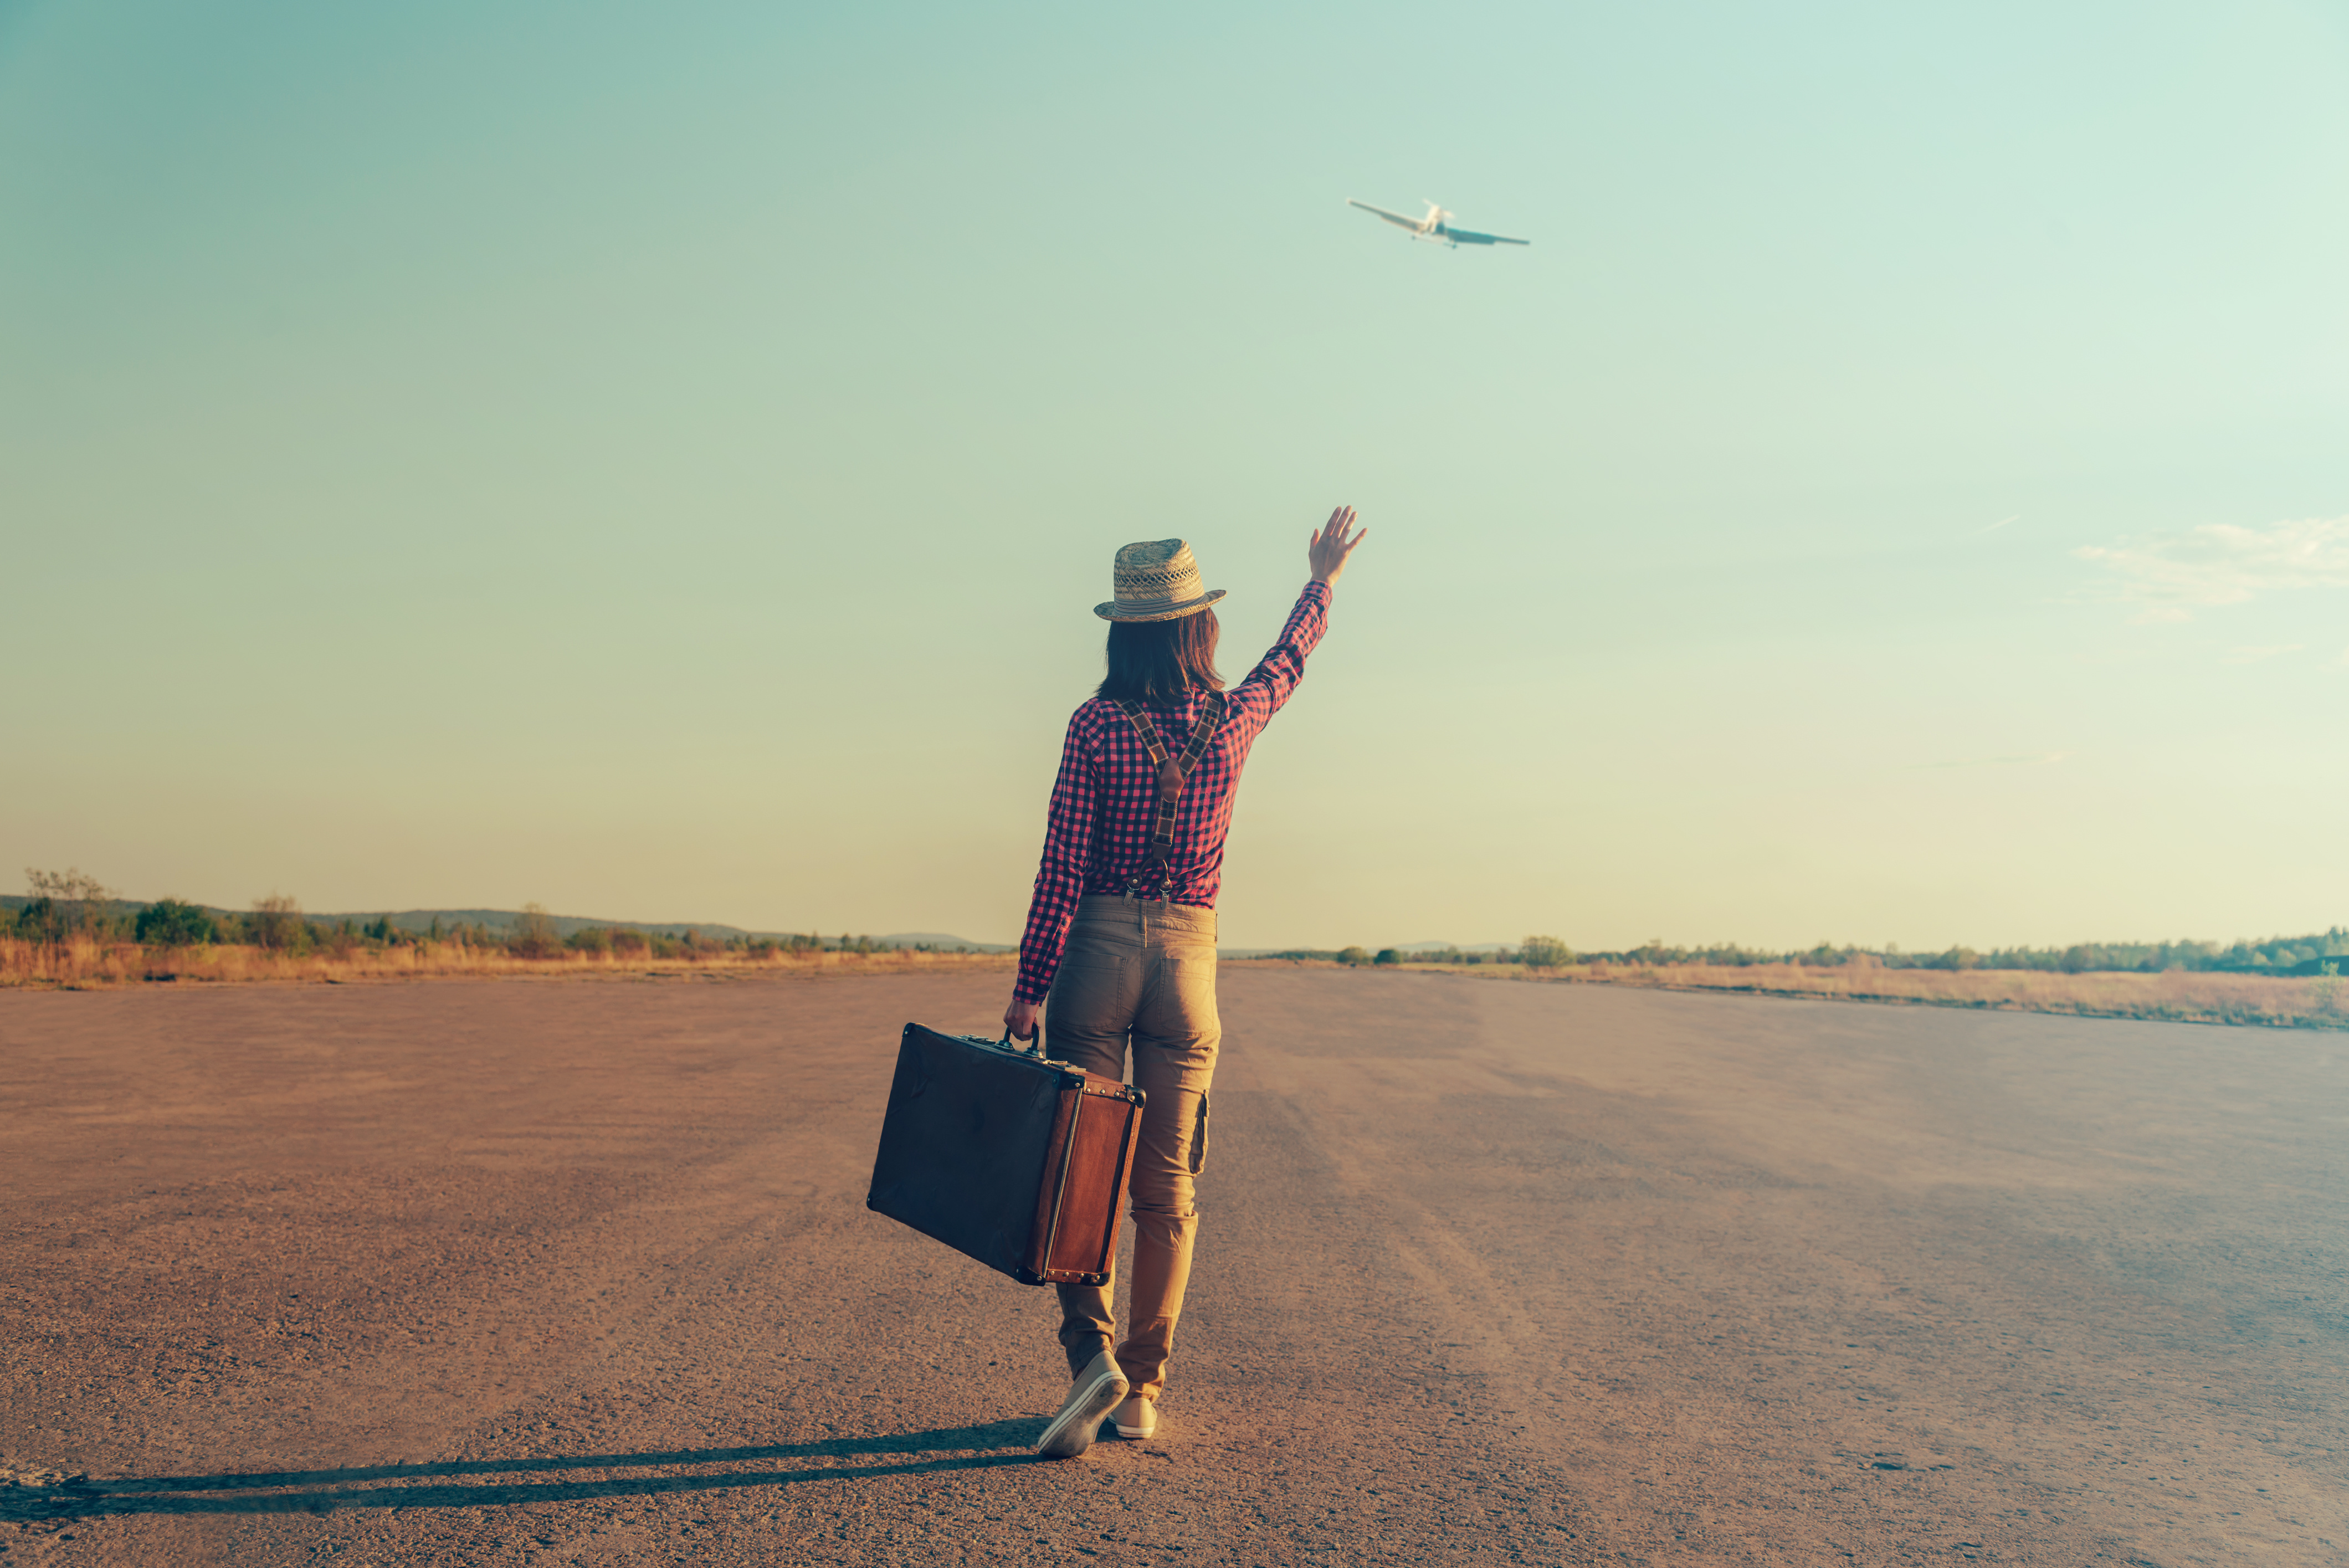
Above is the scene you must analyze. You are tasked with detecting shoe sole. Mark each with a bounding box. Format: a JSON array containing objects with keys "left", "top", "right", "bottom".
[
  {"left": 1112, "top": 1421, "right": 1153, "bottom": 1440},
  {"left": 1036, "top": 1367, "right": 1129, "bottom": 1459}
]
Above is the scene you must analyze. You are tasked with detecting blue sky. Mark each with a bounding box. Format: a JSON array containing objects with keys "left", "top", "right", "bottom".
[{"left": 6, "top": 0, "right": 2347, "bottom": 951}]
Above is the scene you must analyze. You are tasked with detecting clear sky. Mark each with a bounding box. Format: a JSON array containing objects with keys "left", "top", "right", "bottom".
[{"left": 6, "top": 0, "right": 2347, "bottom": 952}]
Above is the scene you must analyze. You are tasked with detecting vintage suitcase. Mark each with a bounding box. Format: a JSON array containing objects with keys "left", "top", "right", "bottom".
[{"left": 866, "top": 1024, "right": 1146, "bottom": 1286}]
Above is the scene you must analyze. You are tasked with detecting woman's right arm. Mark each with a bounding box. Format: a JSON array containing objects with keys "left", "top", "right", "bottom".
[
  {"left": 1008, "top": 709, "right": 1102, "bottom": 1033},
  {"left": 1227, "top": 508, "right": 1366, "bottom": 722}
]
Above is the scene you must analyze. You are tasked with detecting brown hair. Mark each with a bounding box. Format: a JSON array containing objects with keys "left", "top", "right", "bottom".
[{"left": 1098, "top": 611, "right": 1224, "bottom": 704}]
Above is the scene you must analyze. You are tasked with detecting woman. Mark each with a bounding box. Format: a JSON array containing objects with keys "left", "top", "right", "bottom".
[{"left": 1008, "top": 508, "right": 1365, "bottom": 1459}]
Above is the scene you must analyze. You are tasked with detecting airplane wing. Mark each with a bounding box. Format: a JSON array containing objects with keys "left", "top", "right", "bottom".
[
  {"left": 1347, "top": 199, "right": 1424, "bottom": 230},
  {"left": 1441, "top": 227, "right": 1530, "bottom": 247}
]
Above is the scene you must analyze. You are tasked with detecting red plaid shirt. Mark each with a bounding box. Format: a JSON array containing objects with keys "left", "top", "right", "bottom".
[{"left": 1015, "top": 581, "right": 1332, "bottom": 1002}]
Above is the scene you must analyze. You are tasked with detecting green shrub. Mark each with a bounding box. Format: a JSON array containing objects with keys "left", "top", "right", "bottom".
[
  {"left": 14, "top": 896, "right": 66, "bottom": 944},
  {"left": 136, "top": 898, "right": 217, "bottom": 946},
  {"left": 1336, "top": 945, "right": 1371, "bottom": 966},
  {"left": 1520, "top": 935, "right": 1574, "bottom": 970},
  {"left": 248, "top": 894, "right": 306, "bottom": 951},
  {"left": 509, "top": 903, "right": 563, "bottom": 959},
  {"left": 1373, "top": 949, "right": 1401, "bottom": 966},
  {"left": 22, "top": 869, "right": 116, "bottom": 941}
]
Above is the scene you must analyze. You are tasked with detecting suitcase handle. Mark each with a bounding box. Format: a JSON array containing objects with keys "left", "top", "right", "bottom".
[{"left": 1000, "top": 1025, "right": 1044, "bottom": 1057}]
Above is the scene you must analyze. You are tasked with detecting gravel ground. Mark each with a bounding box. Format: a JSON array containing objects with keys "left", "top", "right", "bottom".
[{"left": 1, "top": 968, "right": 2341, "bottom": 1566}]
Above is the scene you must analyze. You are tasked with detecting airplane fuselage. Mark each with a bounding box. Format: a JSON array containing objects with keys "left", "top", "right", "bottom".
[{"left": 1346, "top": 197, "right": 1529, "bottom": 250}]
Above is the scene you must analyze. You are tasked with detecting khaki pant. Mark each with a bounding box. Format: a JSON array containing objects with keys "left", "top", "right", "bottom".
[{"left": 1045, "top": 894, "right": 1219, "bottom": 1402}]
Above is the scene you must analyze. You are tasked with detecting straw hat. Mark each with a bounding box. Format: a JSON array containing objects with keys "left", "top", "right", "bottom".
[{"left": 1095, "top": 539, "right": 1227, "bottom": 622}]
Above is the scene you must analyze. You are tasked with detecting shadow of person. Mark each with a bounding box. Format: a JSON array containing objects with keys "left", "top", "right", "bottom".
[{"left": 8, "top": 1420, "right": 1059, "bottom": 1521}]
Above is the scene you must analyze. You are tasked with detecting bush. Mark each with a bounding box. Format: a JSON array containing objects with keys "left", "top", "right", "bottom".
[
  {"left": 1336, "top": 946, "right": 1371, "bottom": 966},
  {"left": 566, "top": 926, "right": 615, "bottom": 954},
  {"left": 23, "top": 869, "right": 116, "bottom": 941},
  {"left": 1373, "top": 948, "right": 1401, "bottom": 966},
  {"left": 248, "top": 893, "right": 306, "bottom": 951},
  {"left": 13, "top": 896, "right": 65, "bottom": 944},
  {"left": 136, "top": 897, "right": 217, "bottom": 946},
  {"left": 509, "top": 902, "right": 563, "bottom": 959},
  {"left": 1521, "top": 935, "right": 1574, "bottom": 970}
]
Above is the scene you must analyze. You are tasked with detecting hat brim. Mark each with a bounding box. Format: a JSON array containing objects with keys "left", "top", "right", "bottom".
[{"left": 1095, "top": 588, "right": 1226, "bottom": 622}]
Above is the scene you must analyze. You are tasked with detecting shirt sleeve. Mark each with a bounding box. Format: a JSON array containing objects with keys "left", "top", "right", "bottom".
[
  {"left": 1225, "top": 581, "right": 1331, "bottom": 729},
  {"left": 1014, "top": 708, "right": 1103, "bottom": 1003}
]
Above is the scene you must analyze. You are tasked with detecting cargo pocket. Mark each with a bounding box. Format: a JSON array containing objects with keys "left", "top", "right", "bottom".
[{"left": 1188, "top": 1093, "right": 1209, "bottom": 1175}]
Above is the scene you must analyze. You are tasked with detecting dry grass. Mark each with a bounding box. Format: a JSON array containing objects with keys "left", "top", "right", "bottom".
[
  {"left": 0, "top": 938, "right": 1015, "bottom": 991},
  {"left": 1393, "top": 957, "right": 2348, "bottom": 1031},
  {"left": 17, "top": 939, "right": 2337, "bottom": 1031}
]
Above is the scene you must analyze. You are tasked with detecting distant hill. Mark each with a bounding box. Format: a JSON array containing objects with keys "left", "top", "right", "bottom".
[{"left": 878, "top": 931, "right": 1017, "bottom": 953}]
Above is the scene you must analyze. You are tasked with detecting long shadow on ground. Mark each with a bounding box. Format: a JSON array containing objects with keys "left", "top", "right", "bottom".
[{"left": 6, "top": 1421, "right": 1051, "bottom": 1520}]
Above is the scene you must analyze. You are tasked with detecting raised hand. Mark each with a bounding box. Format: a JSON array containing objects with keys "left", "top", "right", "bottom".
[{"left": 1308, "top": 506, "right": 1366, "bottom": 587}]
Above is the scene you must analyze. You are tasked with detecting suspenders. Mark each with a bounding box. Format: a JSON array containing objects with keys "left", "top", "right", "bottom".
[{"left": 1112, "top": 691, "right": 1227, "bottom": 901}]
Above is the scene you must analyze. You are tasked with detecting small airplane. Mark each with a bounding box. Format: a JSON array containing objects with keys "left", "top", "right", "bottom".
[{"left": 1347, "top": 198, "right": 1529, "bottom": 249}]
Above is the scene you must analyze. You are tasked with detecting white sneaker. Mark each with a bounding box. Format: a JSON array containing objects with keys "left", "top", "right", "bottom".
[
  {"left": 1036, "top": 1349, "right": 1129, "bottom": 1459},
  {"left": 1111, "top": 1394, "right": 1157, "bottom": 1440}
]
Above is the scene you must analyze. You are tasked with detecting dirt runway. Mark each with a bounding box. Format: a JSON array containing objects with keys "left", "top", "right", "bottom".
[{"left": 2, "top": 970, "right": 2342, "bottom": 1565}]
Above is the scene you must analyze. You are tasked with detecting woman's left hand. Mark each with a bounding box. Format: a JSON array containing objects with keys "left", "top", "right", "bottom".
[{"left": 1004, "top": 996, "right": 1042, "bottom": 1043}]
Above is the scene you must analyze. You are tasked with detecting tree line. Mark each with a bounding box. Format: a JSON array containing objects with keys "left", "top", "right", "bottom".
[
  {"left": 1565, "top": 932, "right": 2349, "bottom": 976},
  {"left": 14, "top": 866, "right": 2341, "bottom": 977},
  {"left": 1279, "top": 930, "right": 2349, "bottom": 976},
  {"left": 1264, "top": 937, "right": 1574, "bottom": 968},
  {"left": 1, "top": 870, "right": 931, "bottom": 961}
]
